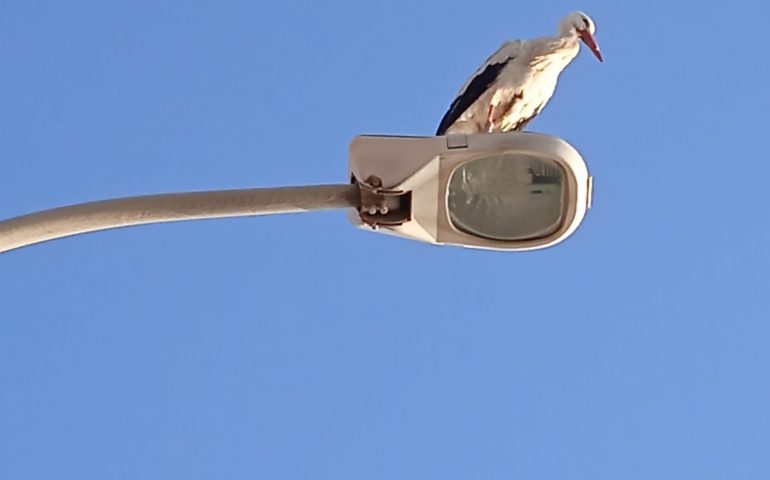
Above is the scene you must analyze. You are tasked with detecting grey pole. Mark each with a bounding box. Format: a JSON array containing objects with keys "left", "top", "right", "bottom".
[{"left": 0, "top": 184, "right": 361, "bottom": 254}]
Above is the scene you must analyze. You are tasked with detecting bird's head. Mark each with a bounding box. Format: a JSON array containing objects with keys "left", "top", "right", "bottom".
[{"left": 558, "top": 11, "right": 603, "bottom": 62}]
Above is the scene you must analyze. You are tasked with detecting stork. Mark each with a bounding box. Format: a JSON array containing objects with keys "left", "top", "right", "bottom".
[{"left": 436, "top": 11, "right": 603, "bottom": 136}]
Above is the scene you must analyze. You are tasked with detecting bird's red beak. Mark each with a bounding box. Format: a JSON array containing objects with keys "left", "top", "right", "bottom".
[{"left": 578, "top": 29, "right": 603, "bottom": 62}]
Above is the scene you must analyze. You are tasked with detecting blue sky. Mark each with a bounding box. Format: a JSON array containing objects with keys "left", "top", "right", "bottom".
[{"left": 1, "top": 0, "right": 769, "bottom": 478}]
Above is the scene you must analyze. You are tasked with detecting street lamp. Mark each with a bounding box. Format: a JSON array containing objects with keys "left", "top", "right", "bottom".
[{"left": 0, "top": 132, "right": 592, "bottom": 254}]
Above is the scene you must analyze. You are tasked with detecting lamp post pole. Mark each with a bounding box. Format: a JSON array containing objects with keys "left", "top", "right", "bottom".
[{"left": 0, "top": 184, "right": 361, "bottom": 254}]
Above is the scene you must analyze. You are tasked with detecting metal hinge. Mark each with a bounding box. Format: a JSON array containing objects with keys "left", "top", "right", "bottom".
[{"left": 587, "top": 176, "right": 594, "bottom": 209}]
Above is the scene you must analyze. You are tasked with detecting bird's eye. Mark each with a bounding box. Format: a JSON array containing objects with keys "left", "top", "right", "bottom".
[{"left": 582, "top": 18, "right": 591, "bottom": 29}]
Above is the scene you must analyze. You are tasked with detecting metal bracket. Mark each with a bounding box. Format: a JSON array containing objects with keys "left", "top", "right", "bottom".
[{"left": 356, "top": 175, "right": 411, "bottom": 228}]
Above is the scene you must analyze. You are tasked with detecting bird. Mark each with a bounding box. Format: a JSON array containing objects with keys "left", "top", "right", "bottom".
[{"left": 435, "top": 11, "right": 603, "bottom": 136}]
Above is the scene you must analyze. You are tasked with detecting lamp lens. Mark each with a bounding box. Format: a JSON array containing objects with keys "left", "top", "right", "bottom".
[{"left": 447, "top": 153, "right": 565, "bottom": 241}]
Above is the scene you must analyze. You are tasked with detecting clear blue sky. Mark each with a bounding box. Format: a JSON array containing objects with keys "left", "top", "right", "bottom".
[{"left": 1, "top": 1, "right": 768, "bottom": 478}]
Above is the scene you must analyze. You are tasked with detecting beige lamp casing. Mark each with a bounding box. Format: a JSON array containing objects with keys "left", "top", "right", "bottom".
[{"left": 348, "top": 132, "right": 593, "bottom": 252}]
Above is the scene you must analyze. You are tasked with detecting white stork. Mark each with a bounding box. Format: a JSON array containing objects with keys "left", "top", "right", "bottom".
[{"left": 436, "top": 11, "right": 603, "bottom": 136}]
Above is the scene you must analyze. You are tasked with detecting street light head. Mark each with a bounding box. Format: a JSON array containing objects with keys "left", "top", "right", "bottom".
[{"left": 348, "top": 132, "right": 592, "bottom": 252}]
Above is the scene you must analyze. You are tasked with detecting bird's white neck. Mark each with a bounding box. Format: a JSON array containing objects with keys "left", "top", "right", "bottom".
[{"left": 530, "top": 34, "right": 580, "bottom": 68}]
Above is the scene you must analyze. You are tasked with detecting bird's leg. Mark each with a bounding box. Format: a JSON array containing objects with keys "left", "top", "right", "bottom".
[{"left": 485, "top": 104, "right": 495, "bottom": 132}]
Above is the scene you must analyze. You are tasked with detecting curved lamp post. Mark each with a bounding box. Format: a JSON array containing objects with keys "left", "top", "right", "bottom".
[{"left": 0, "top": 132, "right": 592, "bottom": 254}]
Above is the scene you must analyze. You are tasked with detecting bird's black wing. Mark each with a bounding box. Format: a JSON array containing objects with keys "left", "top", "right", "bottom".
[{"left": 435, "top": 61, "right": 509, "bottom": 135}]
